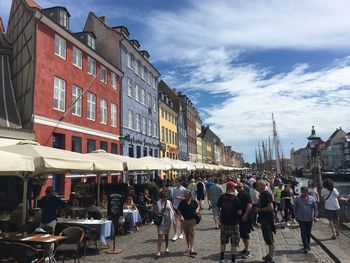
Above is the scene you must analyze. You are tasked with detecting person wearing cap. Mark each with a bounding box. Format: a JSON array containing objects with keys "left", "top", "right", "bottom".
[
  {"left": 217, "top": 181, "right": 242, "bottom": 263},
  {"left": 38, "top": 186, "right": 66, "bottom": 232}
]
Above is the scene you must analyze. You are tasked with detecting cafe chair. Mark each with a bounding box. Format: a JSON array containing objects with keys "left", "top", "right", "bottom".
[
  {"left": 0, "top": 241, "right": 14, "bottom": 262},
  {"left": 116, "top": 215, "right": 127, "bottom": 237},
  {"left": 54, "top": 223, "right": 70, "bottom": 236},
  {"left": 9, "top": 242, "right": 45, "bottom": 263},
  {"left": 55, "top": 226, "right": 85, "bottom": 263},
  {"left": 79, "top": 224, "right": 99, "bottom": 257}
]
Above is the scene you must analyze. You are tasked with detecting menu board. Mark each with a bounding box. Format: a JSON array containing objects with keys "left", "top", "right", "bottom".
[{"left": 108, "top": 192, "right": 124, "bottom": 220}]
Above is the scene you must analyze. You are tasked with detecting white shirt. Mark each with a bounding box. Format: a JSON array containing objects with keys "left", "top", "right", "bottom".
[
  {"left": 172, "top": 185, "right": 186, "bottom": 209},
  {"left": 321, "top": 188, "right": 340, "bottom": 210}
]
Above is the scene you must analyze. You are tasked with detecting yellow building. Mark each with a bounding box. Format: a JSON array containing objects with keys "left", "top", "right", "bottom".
[{"left": 158, "top": 81, "right": 179, "bottom": 179}]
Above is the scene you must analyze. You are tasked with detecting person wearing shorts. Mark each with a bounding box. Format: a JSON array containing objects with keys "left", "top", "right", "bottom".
[
  {"left": 217, "top": 181, "right": 242, "bottom": 263},
  {"left": 177, "top": 190, "right": 199, "bottom": 256},
  {"left": 208, "top": 178, "right": 223, "bottom": 229}
]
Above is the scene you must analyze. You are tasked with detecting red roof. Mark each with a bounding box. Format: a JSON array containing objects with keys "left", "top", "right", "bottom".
[{"left": 26, "top": 0, "right": 42, "bottom": 9}]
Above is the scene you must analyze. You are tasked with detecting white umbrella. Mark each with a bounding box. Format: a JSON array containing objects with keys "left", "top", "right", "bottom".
[
  {"left": 140, "top": 156, "right": 173, "bottom": 170},
  {"left": 0, "top": 150, "right": 35, "bottom": 175}
]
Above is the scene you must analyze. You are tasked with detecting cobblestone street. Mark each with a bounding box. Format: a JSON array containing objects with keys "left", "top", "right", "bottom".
[{"left": 71, "top": 205, "right": 334, "bottom": 263}]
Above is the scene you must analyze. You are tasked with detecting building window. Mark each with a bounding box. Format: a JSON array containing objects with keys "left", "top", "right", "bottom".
[
  {"left": 128, "top": 144, "right": 134, "bottom": 157},
  {"left": 111, "top": 103, "right": 117, "bottom": 127},
  {"left": 127, "top": 52, "right": 132, "bottom": 68},
  {"left": 128, "top": 110, "right": 133, "bottom": 129},
  {"left": 59, "top": 10, "right": 69, "bottom": 29},
  {"left": 54, "top": 34, "right": 66, "bottom": 59},
  {"left": 149, "top": 148, "right": 153, "bottom": 156},
  {"left": 143, "top": 147, "right": 147, "bottom": 157},
  {"left": 154, "top": 149, "right": 158, "bottom": 158},
  {"left": 100, "top": 65, "right": 107, "bottom": 83},
  {"left": 161, "top": 108, "right": 164, "bottom": 118},
  {"left": 141, "top": 117, "right": 146, "bottom": 134},
  {"left": 141, "top": 89, "right": 145, "bottom": 104},
  {"left": 100, "top": 98, "right": 107, "bottom": 124},
  {"left": 127, "top": 78, "right": 133, "bottom": 97},
  {"left": 135, "top": 84, "right": 140, "bottom": 101},
  {"left": 153, "top": 97, "right": 157, "bottom": 112},
  {"left": 87, "top": 92, "right": 96, "bottom": 120},
  {"left": 166, "top": 128, "right": 168, "bottom": 143},
  {"left": 87, "top": 34, "right": 95, "bottom": 50},
  {"left": 153, "top": 122, "right": 157, "bottom": 137},
  {"left": 87, "top": 139, "right": 96, "bottom": 153},
  {"left": 135, "top": 61, "right": 140, "bottom": 75},
  {"left": 53, "top": 77, "right": 65, "bottom": 111},
  {"left": 71, "top": 136, "right": 82, "bottom": 153},
  {"left": 141, "top": 67, "right": 145, "bottom": 79},
  {"left": 162, "top": 126, "right": 165, "bottom": 142},
  {"left": 148, "top": 119, "right": 152, "bottom": 135},
  {"left": 136, "top": 146, "right": 141, "bottom": 158},
  {"left": 136, "top": 113, "right": 141, "bottom": 131},
  {"left": 111, "top": 143, "right": 118, "bottom": 154},
  {"left": 71, "top": 85, "right": 82, "bottom": 116},
  {"left": 111, "top": 72, "right": 117, "bottom": 89},
  {"left": 100, "top": 141, "right": 108, "bottom": 151},
  {"left": 147, "top": 93, "right": 151, "bottom": 107},
  {"left": 72, "top": 46, "right": 82, "bottom": 68},
  {"left": 172, "top": 131, "right": 175, "bottom": 145},
  {"left": 87, "top": 56, "right": 96, "bottom": 76}
]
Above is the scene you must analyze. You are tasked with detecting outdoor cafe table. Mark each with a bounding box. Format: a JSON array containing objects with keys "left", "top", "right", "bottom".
[
  {"left": 123, "top": 209, "right": 141, "bottom": 230},
  {"left": 57, "top": 218, "right": 113, "bottom": 246}
]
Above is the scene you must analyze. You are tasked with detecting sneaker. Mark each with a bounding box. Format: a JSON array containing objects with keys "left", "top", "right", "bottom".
[
  {"left": 262, "top": 255, "right": 275, "bottom": 263},
  {"left": 165, "top": 248, "right": 170, "bottom": 254},
  {"left": 303, "top": 249, "right": 308, "bottom": 254},
  {"left": 179, "top": 234, "right": 184, "bottom": 239},
  {"left": 172, "top": 235, "right": 178, "bottom": 241},
  {"left": 241, "top": 250, "right": 250, "bottom": 259},
  {"left": 286, "top": 222, "right": 291, "bottom": 227}
]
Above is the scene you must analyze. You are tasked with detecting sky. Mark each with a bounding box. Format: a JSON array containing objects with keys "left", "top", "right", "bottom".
[{"left": 1, "top": 0, "right": 350, "bottom": 162}]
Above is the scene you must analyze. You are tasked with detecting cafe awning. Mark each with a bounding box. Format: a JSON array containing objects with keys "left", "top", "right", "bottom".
[{"left": 0, "top": 150, "right": 34, "bottom": 176}]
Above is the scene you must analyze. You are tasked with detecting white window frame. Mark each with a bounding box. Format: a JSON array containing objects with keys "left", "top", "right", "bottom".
[
  {"left": 135, "top": 84, "right": 140, "bottom": 101},
  {"left": 87, "top": 34, "right": 95, "bottom": 50},
  {"left": 141, "top": 67, "right": 145, "bottom": 79},
  {"left": 111, "top": 103, "right": 117, "bottom": 127},
  {"left": 153, "top": 96, "right": 157, "bottom": 112},
  {"left": 71, "top": 85, "right": 82, "bottom": 116},
  {"left": 72, "top": 46, "right": 82, "bottom": 69},
  {"left": 147, "top": 93, "right": 152, "bottom": 107},
  {"left": 142, "top": 117, "right": 146, "bottom": 134},
  {"left": 135, "top": 60, "right": 140, "bottom": 75},
  {"left": 111, "top": 72, "right": 117, "bottom": 89},
  {"left": 128, "top": 110, "right": 134, "bottom": 129},
  {"left": 53, "top": 77, "right": 66, "bottom": 111},
  {"left": 100, "top": 98, "right": 107, "bottom": 124},
  {"left": 136, "top": 113, "right": 141, "bottom": 131},
  {"left": 148, "top": 119, "right": 152, "bottom": 136},
  {"left": 100, "top": 65, "right": 107, "bottom": 84},
  {"left": 127, "top": 78, "right": 133, "bottom": 97},
  {"left": 87, "top": 56, "right": 96, "bottom": 76},
  {"left": 59, "top": 10, "right": 68, "bottom": 29},
  {"left": 54, "top": 34, "right": 66, "bottom": 59},
  {"left": 141, "top": 89, "right": 145, "bottom": 104},
  {"left": 127, "top": 52, "right": 132, "bottom": 69},
  {"left": 87, "top": 92, "right": 96, "bottom": 121},
  {"left": 153, "top": 122, "right": 157, "bottom": 137}
]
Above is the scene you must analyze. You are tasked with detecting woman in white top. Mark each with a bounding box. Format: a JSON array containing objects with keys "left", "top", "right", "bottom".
[
  {"left": 321, "top": 178, "right": 340, "bottom": 239},
  {"left": 308, "top": 180, "right": 319, "bottom": 203},
  {"left": 155, "top": 191, "right": 175, "bottom": 257}
]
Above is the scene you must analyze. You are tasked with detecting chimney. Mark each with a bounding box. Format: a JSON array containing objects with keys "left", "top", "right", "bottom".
[{"left": 99, "top": 16, "right": 108, "bottom": 26}]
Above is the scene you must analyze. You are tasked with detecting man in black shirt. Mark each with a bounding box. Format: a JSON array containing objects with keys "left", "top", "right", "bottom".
[
  {"left": 236, "top": 182, "right": 253, "bottom": 259},
  {"left": 178, "top": 190, "right": 199, "bottom": 256},
  {"left": 256, "top": 180, "right": 275, "bottom": 263},
  {"left": 217, "top": 181, "right": 242, "bottom": 263}
]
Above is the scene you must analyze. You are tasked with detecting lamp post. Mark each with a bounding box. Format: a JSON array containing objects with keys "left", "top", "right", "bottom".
[{"left": 307, "top": 126, "right": 322, "bottom": 189}]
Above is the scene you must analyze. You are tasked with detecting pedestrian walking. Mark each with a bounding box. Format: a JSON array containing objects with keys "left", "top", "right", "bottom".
[
  {"left": 294, "top": 187, "right": 318, "bottom": 253},
  {"left": 177, "top": 190, "right": 200, "bottom": 257},
  {"left": 273, "top": 179, "right": 284, "bottom": 220},
  {"left": 236, "top": 182, "right": 253, "bottom": 259},
  {"left": 308, "top": 180, "right": 319, "bottom": 203},
  {"left": 155, "top": 191, "right": 176, "bottom": 257},
  {"left": 208, "top": 178, "right": 223, "bottom": 229},
  {"left": 321, "top": 178, "right": 341, "bottom": 239},
  {"left": 172, "top": 179, "right": 186, "bottom": 241},
  {"left": 196, "top": 178, "right": 206, "bottom": 209},
  {"left": 217, "top": 181, "right": 242, "bottom": 263},
  {"left": 256, "top": 180, "right": 275, "bottom": 263},
  {"left": 250, "top": 182, "right": 259, "bottom": 225},
  {"left": 281, "top": 184, "right": 295, "bottom": 225}
]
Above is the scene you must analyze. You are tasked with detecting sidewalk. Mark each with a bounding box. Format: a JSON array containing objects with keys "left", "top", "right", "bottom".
[
  {"left": 65, "top": 206, "right": 335, "bottom": 262},
  {"left": 311, "top": 218, "right": 350, "bottom": 263}
]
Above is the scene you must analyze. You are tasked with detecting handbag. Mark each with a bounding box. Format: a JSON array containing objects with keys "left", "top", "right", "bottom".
[
  {"left": 194, "top": 213, "right": 201, "bottom": 224},
  {"left": 154, "top": 201, "right": 167, "bottom": 226}
]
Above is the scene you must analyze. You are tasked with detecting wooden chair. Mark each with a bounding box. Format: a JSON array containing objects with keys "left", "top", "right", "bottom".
[
  {"left": 9, "top": 242, "right": 45, "bottom": 263},
  {"left": 54, "top": 226, "right": 84, "bottom": 263}
]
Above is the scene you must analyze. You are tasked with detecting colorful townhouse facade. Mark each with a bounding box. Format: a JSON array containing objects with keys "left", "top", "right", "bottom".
[
  {"left": 84, "top": 13, "right": 161, "bottom": 160},
  {"left": 7, "top": 0, "right": 123, "bottom": 197}
]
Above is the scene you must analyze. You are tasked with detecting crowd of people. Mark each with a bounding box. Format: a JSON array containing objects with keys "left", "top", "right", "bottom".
[{"left": 144, "top": 173, "right": 345, "bottom": 263}]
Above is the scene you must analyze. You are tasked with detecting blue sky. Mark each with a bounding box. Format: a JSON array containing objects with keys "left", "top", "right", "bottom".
[{"left": 1, "top": 0, "right": 350, "bottom": 162}]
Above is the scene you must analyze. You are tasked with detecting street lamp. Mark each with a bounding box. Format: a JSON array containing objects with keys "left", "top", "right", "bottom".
[{"left": 307, "top": 126, "right": 322, "bottom": 189}]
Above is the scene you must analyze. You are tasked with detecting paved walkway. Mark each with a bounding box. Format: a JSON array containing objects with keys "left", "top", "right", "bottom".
[{"left": 66, "top": 205, "right": 335, "bottom": 263}]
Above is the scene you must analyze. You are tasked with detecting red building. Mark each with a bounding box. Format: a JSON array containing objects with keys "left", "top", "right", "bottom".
[{"left": 7, "top": 0, "right": 123, "bottom": 198}]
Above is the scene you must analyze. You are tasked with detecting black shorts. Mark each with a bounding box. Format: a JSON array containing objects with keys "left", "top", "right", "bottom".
[
  {"left": 239, "top": 221, "right": 252, "bottom": 240},
  {"left": 261, "top": 219, "right": 274, "bottom": 245},
  {"left": 197, "top": 193, "right": 205, "bottom": 201}
]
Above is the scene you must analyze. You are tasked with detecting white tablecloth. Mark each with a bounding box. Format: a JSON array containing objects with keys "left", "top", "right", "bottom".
[
  {"left": 123, "top": 209, "right": 141, "bottom": 229},
  {"left": 58, "top": 219, "right": 114, "bottom": 245}
]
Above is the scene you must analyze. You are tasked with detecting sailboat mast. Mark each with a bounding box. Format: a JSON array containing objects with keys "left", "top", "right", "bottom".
[{"left": 272, "top": 113, "right": 281, "bottom": 175}]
